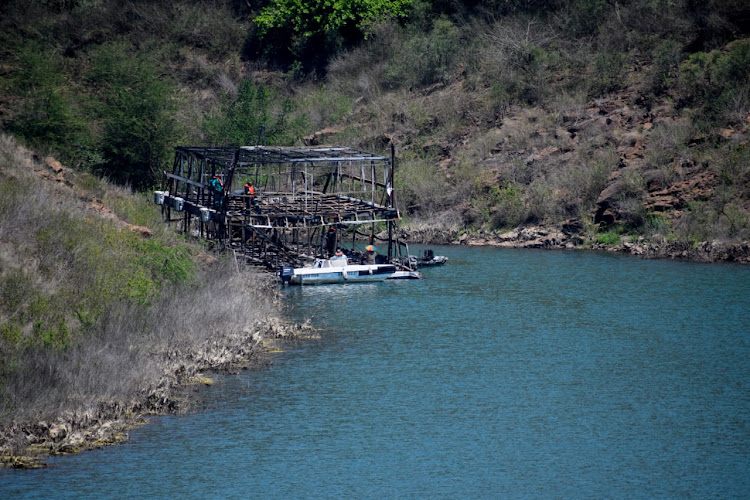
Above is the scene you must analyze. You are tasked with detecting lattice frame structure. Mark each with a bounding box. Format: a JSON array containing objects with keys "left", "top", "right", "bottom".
[{"left": 161, "top": 145, "right": 408, "bottom": 269}]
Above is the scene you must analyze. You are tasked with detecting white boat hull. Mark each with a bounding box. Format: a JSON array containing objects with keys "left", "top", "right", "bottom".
[
  {"left": 387, "top": 270, "right": 422, "bottom": 280},
  {"left": 281, "top": 260, "right": 398, "bottom": 285}
]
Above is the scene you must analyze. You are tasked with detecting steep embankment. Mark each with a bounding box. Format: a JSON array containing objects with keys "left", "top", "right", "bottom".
[{"left": 0, "top": 135, "right": 313, "bottom": 468}]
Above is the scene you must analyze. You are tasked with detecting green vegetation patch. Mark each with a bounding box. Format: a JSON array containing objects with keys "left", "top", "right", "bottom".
[{"left": 596, "top": 227, "right": 625, "bottom": 246}]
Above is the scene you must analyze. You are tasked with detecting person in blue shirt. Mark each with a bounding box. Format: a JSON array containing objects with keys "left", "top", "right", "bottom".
[{"left": 210, "top": 175, "right": 223, "bottom": 209}]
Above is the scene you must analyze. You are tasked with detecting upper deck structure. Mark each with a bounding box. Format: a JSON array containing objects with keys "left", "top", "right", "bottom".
[{"left": 160, "top": 145, "right": 408, "bottom": 269}]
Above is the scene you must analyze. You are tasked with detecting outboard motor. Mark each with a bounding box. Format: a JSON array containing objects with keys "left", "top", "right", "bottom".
[{"left": 279, "top": 266, "right": 294, "bottom": 284}]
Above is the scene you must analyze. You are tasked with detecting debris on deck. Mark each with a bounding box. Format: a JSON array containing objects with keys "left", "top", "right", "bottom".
[{"left": 157, "top": 145, "right": 422, "bottom": 281}]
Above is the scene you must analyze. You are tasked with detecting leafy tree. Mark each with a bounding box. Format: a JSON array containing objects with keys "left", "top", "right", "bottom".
[
  {"left": 203, "top": 79, "right": 307, "bottom": 146},
  {"left": 88, "top": 42, "right": 178, "bottom": 189},
  {"left": 255, "top": 0, "right": 413, "bottom": 38},
  {"left": 251, "top": 0, "right": 413, "bottom": 73},
  {"left": 7, "top": 43, "right": 83, "bottom": 156}
]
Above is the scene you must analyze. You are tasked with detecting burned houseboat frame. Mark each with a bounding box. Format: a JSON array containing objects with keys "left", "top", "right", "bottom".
[{"left": 159, "top": 145, "right": 411, "bottom": 270}]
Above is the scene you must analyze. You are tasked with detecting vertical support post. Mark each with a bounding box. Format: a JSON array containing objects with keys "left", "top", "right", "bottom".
[{"left": 388, "top": 143, "right": 395, "bottom": 260}]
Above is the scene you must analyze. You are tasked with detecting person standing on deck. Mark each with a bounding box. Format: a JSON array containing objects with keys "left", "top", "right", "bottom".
[
  {"left": 210, "top": 175, "right": 223, "bottom": 209},
  {"left": 244, "top": 181, "right": 255, "bottom": 210},
  {"left": 364, "top": 245, "right": 376, "bottom": 264},
  {"left": 326, "top": 226, "right": 337, "bottom": 257}
]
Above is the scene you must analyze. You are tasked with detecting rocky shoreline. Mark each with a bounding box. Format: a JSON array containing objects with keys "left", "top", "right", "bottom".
[
  {"left": 402, "top": 224, "right": 750, "bottom": 264},
  {"left": 0, "top": 317, "right": 316, "bottom": 469}
]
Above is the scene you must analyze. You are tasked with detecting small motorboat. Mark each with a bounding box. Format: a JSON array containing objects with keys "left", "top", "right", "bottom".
[
  {"left": 280, "top": 253, "right": 399, "bottom": 285},
  {"left": 407, "top": 249, "right": 448, "bottom": 268},
  {"left": 387, "top": 270, "right": 422, "bottom": 280}
]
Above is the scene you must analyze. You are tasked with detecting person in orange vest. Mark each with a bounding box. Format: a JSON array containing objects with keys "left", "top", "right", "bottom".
[{"left": 244, "top": 181, "right": 255, "bottom": 209}]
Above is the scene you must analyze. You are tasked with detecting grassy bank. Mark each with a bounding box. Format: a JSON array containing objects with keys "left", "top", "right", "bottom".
[{"left": 0, "top": 134, "right": 298, "bottom": 466}]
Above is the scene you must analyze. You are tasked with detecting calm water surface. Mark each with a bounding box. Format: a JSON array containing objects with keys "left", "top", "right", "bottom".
[{"left": 2, "top": 247, "right": 750, "bottom": 498}]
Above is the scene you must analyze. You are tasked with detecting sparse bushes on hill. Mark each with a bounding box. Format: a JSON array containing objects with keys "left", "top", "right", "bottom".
[
  {"left": 1, "top": 0, "right": 749, "bottom": 251},
  {"left": 385, "top": 17, "right": 461, "bottom": 89}
]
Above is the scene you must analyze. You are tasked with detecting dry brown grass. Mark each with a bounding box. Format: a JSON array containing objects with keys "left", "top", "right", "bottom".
[{"left": 0, "top": 134, "right": 281, "bottom": 423}]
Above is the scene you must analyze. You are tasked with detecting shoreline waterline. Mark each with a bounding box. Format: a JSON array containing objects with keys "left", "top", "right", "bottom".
[{"left": 0, "top": 317, "right": 313, "bottom": 469}]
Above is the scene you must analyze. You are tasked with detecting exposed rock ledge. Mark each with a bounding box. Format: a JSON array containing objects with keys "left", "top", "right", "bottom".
[{"left": 0, "top": 318, "right": 317, "bottom": 469}]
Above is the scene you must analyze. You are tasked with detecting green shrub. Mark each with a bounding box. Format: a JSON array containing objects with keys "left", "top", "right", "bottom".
[
  {"left": 170, "top": 2, "right": 247, "bottom": 59},
  {"left": 616, "top": 196, "right": 647, "bottom": 230},
  {"left": 385, "top": 17, "right": 461, "bottom": 88},
  {"left": 0, "top": 322, "right": 21, "bottom": 347},
  {"left": 106, "top": 191, "right": 164, "bottom": 229},
  {"left": 0, "top": 270, "right": 34, "bottom": 315},
  {"left": 88, "top": 42, "right": 179, "bottom": 189},
  {"left": 395, "top": 151, "right": 451, "bottom": 214},
  {"left": 644, "top": 39, "right": 682, "bottom": 97},
  {"left": 673, "top": 201, "right": 711, "bottom": 245},
  {"left": 297, "top": 86, "right": 353, "bottom": 130},
  {"left": 487, "top": 184, "right": 527, "bottom": 229},
  {"left": 591, "top": 51, "right": 627, "bottom": 96},
  {"left": 597, "top": 228, "right": 622, "bottom": 245},
  {"left": 525, "top": 180, "right": 559, "bottom": 223},
  {"left": 678, "top": 40, "right": 750, "bottom": 127},
  {"left": 203, "top": 79, "right": 307, "bottom": 146},
  {"left": 716, "top": 144, "right": 750, "bottom": 188},
  {"left": 572, "top": 150, "right": 617, "bottom": 209},
  {"left": 565, "top": 0, "right": 610, "bottom": 37},
  {"left": 7, "top": 43, "right": 84, "bottom": 156}
]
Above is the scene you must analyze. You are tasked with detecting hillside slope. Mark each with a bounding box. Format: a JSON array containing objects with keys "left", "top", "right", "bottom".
[
  {"left": 0, "top": 0, "right": 747, "bottom": 265},
  {"left": 0, "top": 134, "right": 301, "bottom": 467},
  {"left": 388, "top": 60, "right": 750, "bottom": 262}
]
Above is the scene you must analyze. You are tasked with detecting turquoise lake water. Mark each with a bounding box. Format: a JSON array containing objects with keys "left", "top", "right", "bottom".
[{"left": 2, "top": 246, "right": 750, "bottom": 498}]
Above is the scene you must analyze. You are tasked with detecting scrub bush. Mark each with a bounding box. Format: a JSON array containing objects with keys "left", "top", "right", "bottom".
[
  {"left": 488, "top": 184, "right": 527, "bottom": 229},
  {"left": 88, "top": 42, "right": 179, "bottom": 189},
  {"left": 385, "top": 17, "right": 461, "bottom": 88},
  {"left": 203, "top": 79, "right": 307, "bottom": 146},
  {"left": 591, "top": 51, "right": 628, "bottom": 96},
  {"left": 678, "top": 40, "right": 750, "bottom": 128},
  {"left": 596, "top": 228, "right": 622, "bottom": 245},
  {"left": 643, "top": 39, "right": 683, "bottom": 98}
]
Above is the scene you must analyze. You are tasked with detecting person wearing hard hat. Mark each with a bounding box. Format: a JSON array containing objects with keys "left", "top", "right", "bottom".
[{"left": 364, "top": 244, "right": 376, "bottom": 264}]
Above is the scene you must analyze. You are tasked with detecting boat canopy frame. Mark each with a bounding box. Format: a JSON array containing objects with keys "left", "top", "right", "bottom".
[{"left": 161, "top": 145, "right": 408, "bottom": 270}]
